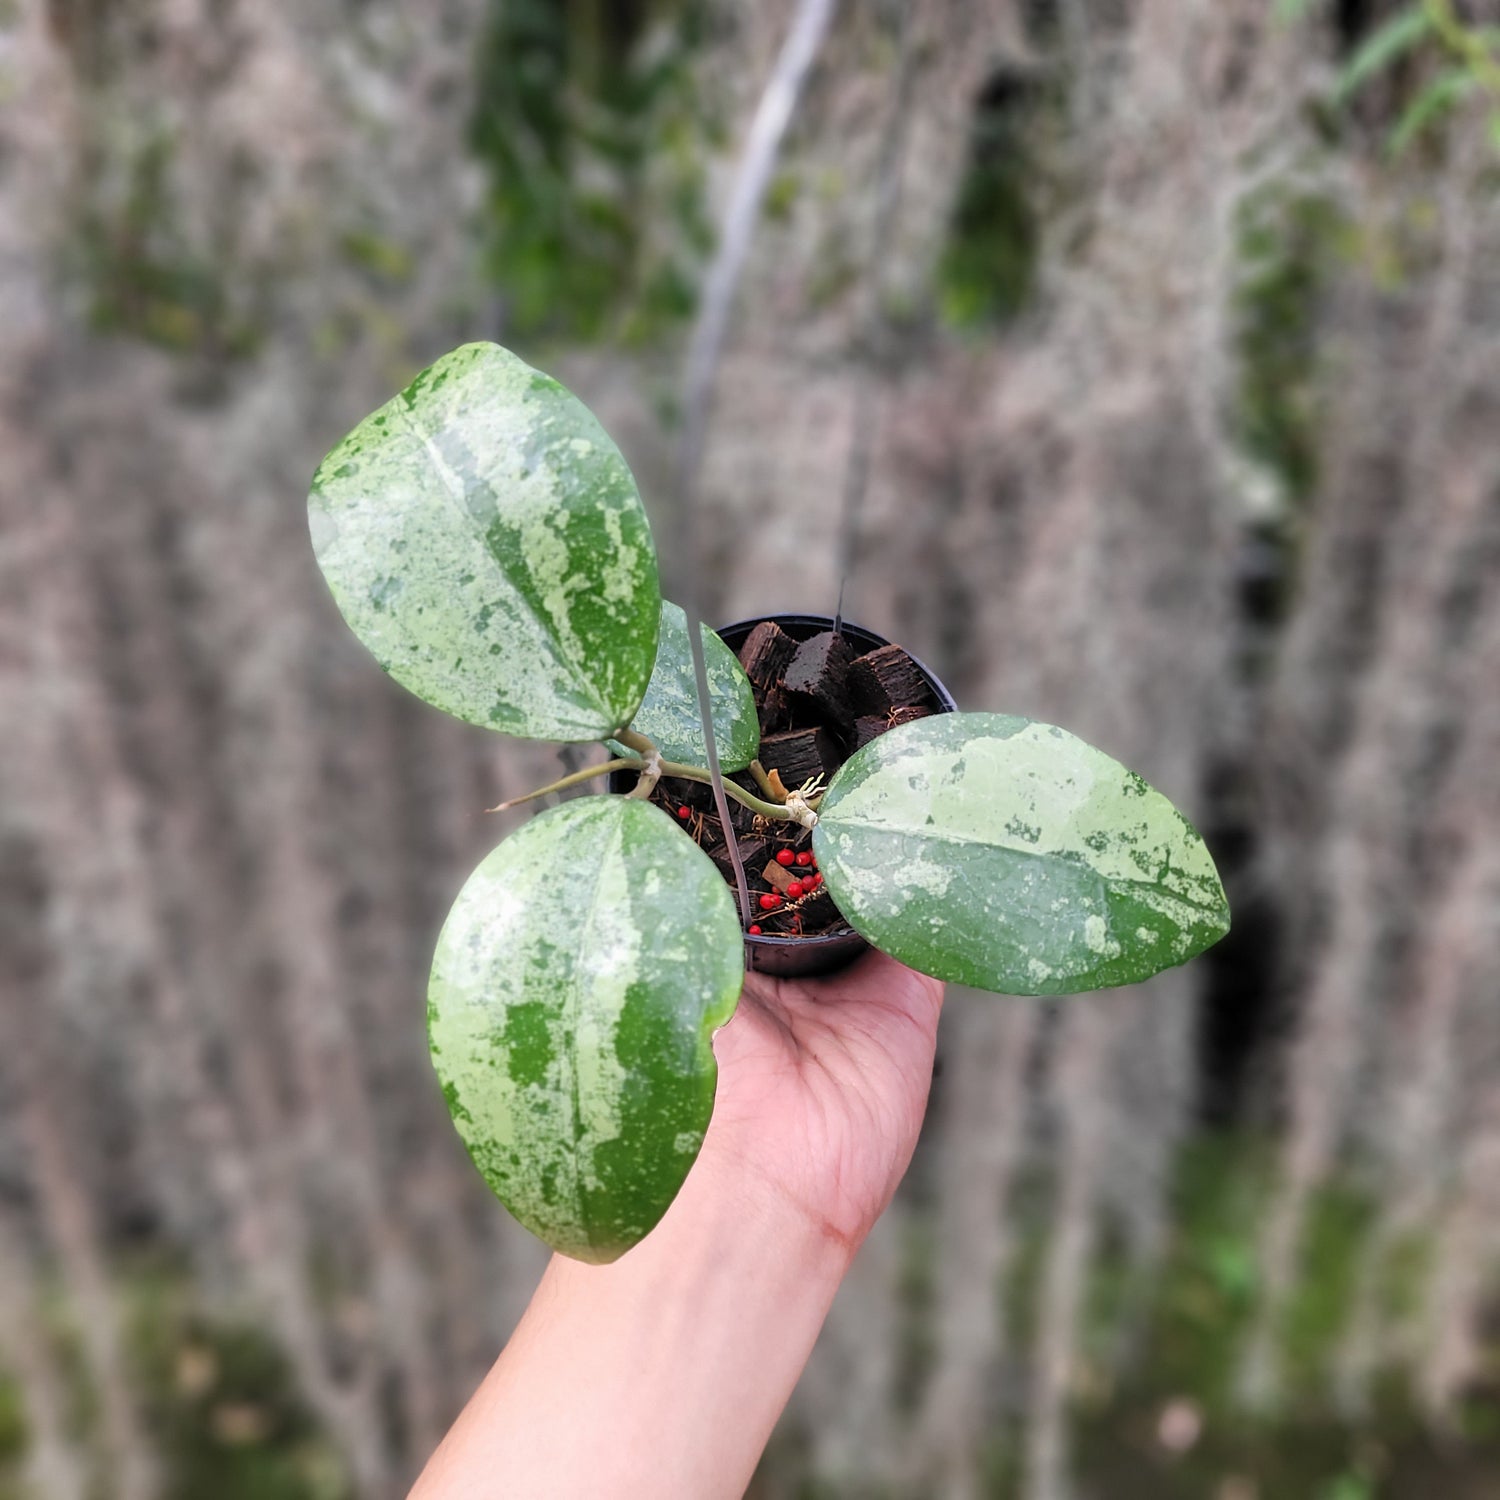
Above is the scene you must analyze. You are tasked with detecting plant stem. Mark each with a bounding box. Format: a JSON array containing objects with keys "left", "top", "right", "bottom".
[
  {"left": 747, "top": 759, "right": 784, "bottom": 802},
  {"left": 492, "top": 725, "right": 818, "bottom": 824},
  {"left": 616, "top": 727, "right": 808, "bottom": 819},
  {"left": 657, "top": 760, "right": 812, "bottom": 823},
  {"left": 612, "top": 726, "right": 666, "bottom": 800},
  {"left": 614, "top": 727, "right": 657, "bottom": 758},
  {"left": 487, "top": 757, "right": 642, "bottom": 812}
]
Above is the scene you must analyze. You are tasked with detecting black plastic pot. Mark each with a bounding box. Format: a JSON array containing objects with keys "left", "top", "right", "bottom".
[{"left": 613, "top": 613, "right": 957, "bottom": 981}]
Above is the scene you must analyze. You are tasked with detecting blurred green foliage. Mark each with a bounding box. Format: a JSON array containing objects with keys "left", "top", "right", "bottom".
[
  {"left": 0, "top": 1375, "right": 25, "bottom": 1500},
  {"left": 1331, "top": 1, "right": 1500, "bottom": 157},
  {"left": 126, "top": 1271, "right": 350, "bottom": 1500},
  {"left": 1234, "top": 188, "right": 1348, "bottom": 509},
  {"left": 1070, "top": 1138, "right": 1500, "bottom": 1500},
  {"left": 469, "top": 0, "right": 718, "bottom": 344},
  {"left": 934, "top": 74, "right": 1041, "bottom": 331},
  {"left": 759, "top": 1137, "right": 1500, "bottom": 1498},
  {"left": 77, "top": 129, "right": 264, "bottom": 360},
  {"left": 2, "top": 1143, "right": 1496, "bottom": 1498},
  {"left": 0, "top": 1269, "right": 349, "bottom": 1500}
]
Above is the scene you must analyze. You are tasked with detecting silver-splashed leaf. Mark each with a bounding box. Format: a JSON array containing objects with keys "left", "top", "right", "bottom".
[
  {"left": 607, "top": 602, "right": 759, "bottom": 771},
  {"left": 428, "top": 797, "right": 744, "bottom": 1262},
  {"left": 812, "top": 712, "right": 1229, "bottom": 994},
  {"left": 309, "top": 342, "right": 661, "bottom": 742}
]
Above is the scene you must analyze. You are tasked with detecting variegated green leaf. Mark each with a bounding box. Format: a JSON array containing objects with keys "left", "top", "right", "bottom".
[
  {"left": 813, "top": 713, "right": 1229, "bottom": 995},
  {"left": 608, "top": 602, "right": 759, "bottom": 771},
  {"left": 428, "top": 796, "right": 744, "bottom": 1263},
  {"left": 309, "top": 342, "right": 660, "bottom": 742}
]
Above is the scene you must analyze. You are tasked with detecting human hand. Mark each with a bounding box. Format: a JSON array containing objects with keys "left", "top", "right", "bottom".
[{"left": 698, "top": 948, "right": 947, "bottom": 1258}]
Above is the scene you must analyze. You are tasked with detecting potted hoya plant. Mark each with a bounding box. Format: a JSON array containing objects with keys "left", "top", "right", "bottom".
[{"left": 308, "top": 341, "right": 1230, "bottom": 1264}]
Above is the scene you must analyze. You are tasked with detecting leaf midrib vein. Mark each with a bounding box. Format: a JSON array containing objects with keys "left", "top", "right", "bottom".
[
  {"left": 825, "top": 814, "right": 1223, "bottom": 914},
  {"left": 393, "top": 393, "right": 615, "bottom": 730}
]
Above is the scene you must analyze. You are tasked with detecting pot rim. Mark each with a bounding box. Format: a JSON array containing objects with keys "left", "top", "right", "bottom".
[{"left": 711, "top": 613, "right": 958, "bottom": 955}]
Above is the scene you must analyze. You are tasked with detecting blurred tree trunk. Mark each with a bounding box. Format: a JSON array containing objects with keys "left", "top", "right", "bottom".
[
  {"left": 0, "top": 833, "right": 155, "bottom": 1500},
  {"left": 0, "top": 1218, "right": 88, "bottom": 1500}
]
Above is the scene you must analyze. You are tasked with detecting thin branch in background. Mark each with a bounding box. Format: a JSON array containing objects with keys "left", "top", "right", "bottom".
[
  {"left": 1059, "top": 0, "right": 1096, "bottom": 129},
  {"left": 833, "top": 0, "right": 919, "bottom": 632},
  {"left": 674, "top": 0, "right": 838, "bottom": 928}
]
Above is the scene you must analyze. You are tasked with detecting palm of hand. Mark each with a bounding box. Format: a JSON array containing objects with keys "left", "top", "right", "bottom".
[{"left": 701, "top": 950, "right": 946, "bottom": 1254}]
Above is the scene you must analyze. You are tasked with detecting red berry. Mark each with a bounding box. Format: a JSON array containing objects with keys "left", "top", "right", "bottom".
[
  {"left": 677, "top": 805, "right": 691, "bottom": 819},
  {"left": 795, "top": 851, "right": 813, "bottom": 867},
  {"left": 786, "top": 881, "right": 804, "bottom": 899},
  {"left": 759, "top": 892, "right": 782, "bottom": 911},
  {"left": 748, "top": 924, "right": 762, "bottom": 936},
  {"left": 775, "top": 849, "right": 795, "bottom": 867},
  {"left": 808, "top": 872, "right": 822, "bottom": 888}
]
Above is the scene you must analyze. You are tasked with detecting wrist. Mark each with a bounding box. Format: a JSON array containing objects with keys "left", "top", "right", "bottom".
[
  {"left": 455, "top": 1155, "right": 850, "bottom": 1500},
  {"left": 655, "top": 1137, "right": 862, "bottom": 1285},
  {"left": 535, "top": 1142, "right": 856, "bottom": 1395}
]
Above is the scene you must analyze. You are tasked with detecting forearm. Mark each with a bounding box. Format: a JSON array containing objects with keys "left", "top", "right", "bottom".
[{"left": 408, "top": 1156, "right": 853, "bottom": 1500}]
